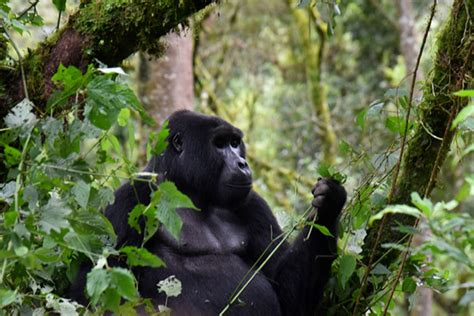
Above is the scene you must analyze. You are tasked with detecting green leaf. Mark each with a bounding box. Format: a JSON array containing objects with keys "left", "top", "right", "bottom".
[
  {"left": 307, "top": 222, "right": 334, "bottom": 237},
  {"left": 152, "top": 120, "right": 170, "bottom": 156},
  {"left": 452, "top": 104, "right": 474, "bottom": 129},
  {"left": 72, "top": 180, "right": 91, "bottom": 209},
  {"left": 48, "top": 65, "right": 94, "bottom": 111},
  {"left": 102, "top": 288, "right": 121, "bottom": 312},
  {"left": 69, "top": 210, "right": 116, "bottom": 238},
  {"left": 385, "top": 116, "right": 411, "bottom": 136},
  {"left": 356, "top": 108, "right": 367, "bottom": 129},
  {"left": 297, "top": 0, "right": 311, "bottom": 8},
  {"left": 110, "top": 268, "right": 138, "bottom": 301},
  {"left": 120, "top": 246, "right": 165, "bottom": 268},
  {"left": 86, "top": 269, "right": 110, "bottom": 305},
  {"left": 85, "top": 75, "right": 152, "bottom": 129},
  {"left": 3, "top": 145, "right": 21, "bottom": 167},
  {"left": 85, "top": 77, "right": 123, "bottom": 130},
  {"left": 117, "top": 108, "right": 131, "bottom": 127},
  {"left": 0, "top": 289, "right": 17, "bottom": 307},
  {"left": 371, "top": 263, "right": 391, "bottom": 275},
  {"left": 39, "top": 193, "right": 72, "bottom": 233},
  {"left": 52, "top": 0, "right": 66, "bottom": 12},
  {"left": 459, "top": 291, "right": 474, "bottom": 307},
  {"left": 128, "top": 204, "right": 146, "bottom": 233},
  {"left": 338, "top": 140, "right": 352, "bottom": 155},
  {"left": 428, "top": 239, "right": 472, "bottom": 267},
  {"left": 453, "top": 89, "right": 474, "bottom": 97},
  {"left": 23, "top": 185, "right": 39, "bottom": 209},
  {"left": 0, "top": 182, "right": 16, "bottom": 204},
  {"left": 316, "top": 164, "right": 347, "bottom": 183},
  {"left": 338, "top": 254, "right": 357, "bottom": 289},
  {"left": 402, "top": 277, "right": 417, "bottom": 293},
  {"left": 4, "top": 99, "right": 37, "bottom": 130},
  {"left": 369, "top": 204, "right": 421, "bottom": 226},
  {"left": 154, "top": 181, "right": 198, "bottom": 241},
  {"left": 410, "top": 192, "right": 432, "bottom": 216}
]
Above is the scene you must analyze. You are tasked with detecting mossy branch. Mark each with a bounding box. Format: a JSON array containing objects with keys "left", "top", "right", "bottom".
[{"left": 1, "top": 0, "right": 217, "bottom": 114}]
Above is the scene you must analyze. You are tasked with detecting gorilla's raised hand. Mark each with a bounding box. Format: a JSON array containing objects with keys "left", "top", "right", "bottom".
[{"left": 311, "top": 178, "right": 347, "bottom": 226}]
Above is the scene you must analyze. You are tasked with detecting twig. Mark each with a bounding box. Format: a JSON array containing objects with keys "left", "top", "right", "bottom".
[{"left": 18, "top": 0, "right": 40, "bottom": 19}]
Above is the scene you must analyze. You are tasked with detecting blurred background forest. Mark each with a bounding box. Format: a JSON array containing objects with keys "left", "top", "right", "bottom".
[{"left": 1, "top": 0, "right": 473, "bottom": 315}]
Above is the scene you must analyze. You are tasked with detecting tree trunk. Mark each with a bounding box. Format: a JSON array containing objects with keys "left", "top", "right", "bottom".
[
  {"left": 291, "top": 7, "right": 338, "bottom": 165},
  {"left": 138, "top": 27, "right": 195, "bottom": 124},
  {"left": 397, "top": 0, "right": 424, "bottom": 92},
  {"left": 0, "top": 0, "right": 215, "bottom": 117}
]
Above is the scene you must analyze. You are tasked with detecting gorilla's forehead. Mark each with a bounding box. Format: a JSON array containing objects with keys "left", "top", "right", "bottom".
[{"left": 169, "top": 110, "right": 243, "bottom": 137}]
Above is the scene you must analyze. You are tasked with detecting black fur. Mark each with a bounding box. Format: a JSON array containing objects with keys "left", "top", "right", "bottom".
[{"left": 69, "top": 110, "right": 346, "bottom": 315}]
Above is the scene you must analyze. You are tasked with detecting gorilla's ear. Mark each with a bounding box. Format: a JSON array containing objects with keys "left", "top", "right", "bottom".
[{"left": 172, "top": 133, "right": 183, "bottom": 153}]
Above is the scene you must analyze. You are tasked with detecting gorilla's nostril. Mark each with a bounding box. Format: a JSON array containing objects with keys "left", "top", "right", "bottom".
[{"left": 238, "top": 161, "right": 248, "bottom": 169}]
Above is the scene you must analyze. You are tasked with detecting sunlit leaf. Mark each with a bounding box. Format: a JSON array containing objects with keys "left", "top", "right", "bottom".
[{"left": 369, "top": 204, "right": 421, "bottom": 226}]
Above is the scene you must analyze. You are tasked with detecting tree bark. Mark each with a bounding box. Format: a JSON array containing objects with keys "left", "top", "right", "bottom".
[
  {"left": 0, "top": 0, "right": 216, "bottom": 117},
  {"left": 138, "top": 27, "right": 195, "bottom": 124}
]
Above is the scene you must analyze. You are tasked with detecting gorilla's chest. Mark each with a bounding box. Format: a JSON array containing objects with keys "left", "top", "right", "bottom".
[{"left": 158, "top": 208, "right": 248, "bottom": 255}]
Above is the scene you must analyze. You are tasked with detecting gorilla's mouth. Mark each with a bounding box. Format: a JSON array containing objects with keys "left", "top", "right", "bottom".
[{"left": 226, "top": 182, "right": 252, "bottom": 188}]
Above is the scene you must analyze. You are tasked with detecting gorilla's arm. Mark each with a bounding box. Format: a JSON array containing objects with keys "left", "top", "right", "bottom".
[
  {"left": 104, "top": 180, "right": 153, "bottom": 248},
  {"left": 242, "top": 179, "right": 346, "bottom": 316}
]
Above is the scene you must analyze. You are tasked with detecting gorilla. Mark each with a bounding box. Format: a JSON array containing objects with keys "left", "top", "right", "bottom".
[{"left": 70, "top": 110, "right": 346, "bottom": 315}]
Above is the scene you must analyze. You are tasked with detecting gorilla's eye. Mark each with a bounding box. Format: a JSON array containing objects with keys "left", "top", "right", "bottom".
[
  {"left": 214, "top": 137, "right": 226, "bottom": 149},
  {"left": 230, "top": 139, "right": 241, "bottom": 148},
  {"left": 172, "top": 133, "right": 183, "bottom": 152}
]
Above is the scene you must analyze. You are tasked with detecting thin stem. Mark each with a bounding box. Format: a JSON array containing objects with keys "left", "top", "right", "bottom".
[{"left": 3, "top": 28, "right": 29, "bottom": 100}]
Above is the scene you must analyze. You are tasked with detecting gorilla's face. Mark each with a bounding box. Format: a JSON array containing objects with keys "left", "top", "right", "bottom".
[
  {"left": 212, "top": 130, "right": 252, "bottom": 206},
  {"left": 161, "top": 111, "right": 253, "bottom": 208}
]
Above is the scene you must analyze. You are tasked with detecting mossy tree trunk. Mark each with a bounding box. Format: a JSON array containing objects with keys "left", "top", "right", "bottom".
[
  {"left": 291, "top": 7, "right": 338, "bottom": 165},
  {"left": 357, "top": 0, "right": 472, "bottom": 311},
  {"left": 0, "top": 0, "right": 216, "bottom": 117}
]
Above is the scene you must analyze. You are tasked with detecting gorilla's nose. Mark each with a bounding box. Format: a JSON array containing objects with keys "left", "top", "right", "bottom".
[
  {"left": 237, "top": 159, "right": 249, "bottom": 170},
  {"left": 233, "top": 157, "right": 252, "bottom": 181}
]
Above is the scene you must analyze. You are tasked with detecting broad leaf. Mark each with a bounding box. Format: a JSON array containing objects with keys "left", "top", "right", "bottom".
[
  {"left": 87, "top": 269, "right": 110, "bottom": 305},
  {"left": 338, "top": 254, "right": 356, "bottom": 289},
  {"left": 369, "top": 204, "right": 421, "bottom": 226},
  {"left": 39, "top": 193, "right": 72, "bottom": 233},
  {"left": 120, "top": 246, "right": 165, "bottom": 268},
  {"left": 110, "top": 268, "right": 138, "bottom": 301},
  {"left": 154, "top": 181, "right": 198, "bottom": 241},
  {"left": 452, "top": 104, "right": 474, "bottom": 129}
]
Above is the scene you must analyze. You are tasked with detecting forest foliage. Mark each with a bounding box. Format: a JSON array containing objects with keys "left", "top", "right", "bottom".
[{"left": 0, "top": 0, "right": 473, "bottom": 315}]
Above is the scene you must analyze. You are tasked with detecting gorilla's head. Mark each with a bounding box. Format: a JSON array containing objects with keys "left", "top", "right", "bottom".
[{"left": 149, "top": 110, "right": 252, "bottom": 208}]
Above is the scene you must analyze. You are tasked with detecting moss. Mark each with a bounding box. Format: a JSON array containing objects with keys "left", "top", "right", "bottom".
[{"left": 72, "top": 0, "right": 215, "bottom": 65}]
